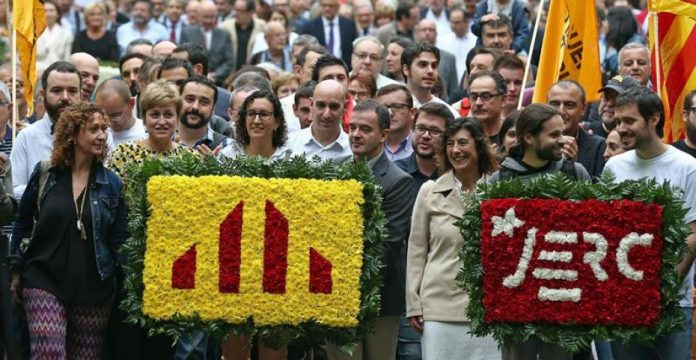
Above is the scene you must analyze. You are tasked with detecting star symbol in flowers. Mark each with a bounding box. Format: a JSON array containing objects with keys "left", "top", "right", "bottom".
[{"left": 491, "top": 207, "right": 525, "bottom": 237}]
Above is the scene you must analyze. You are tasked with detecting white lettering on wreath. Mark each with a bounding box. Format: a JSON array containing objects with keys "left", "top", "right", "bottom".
[{"left": 493, "top": 207, "right": 654, "bottom": 302}]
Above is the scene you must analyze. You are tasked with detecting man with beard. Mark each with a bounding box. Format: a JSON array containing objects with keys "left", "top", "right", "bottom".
[
  {"left": 395, "top": 101, "right": 452, "bottom": 196},
  {"left": 116, "top": 0, "right": 168, "bottom": 55},
  {"left": 376, "top": 84, "right": 415, "bottom": 161},
  {"left": 673, "top": 90, "right": 696, "bottom": 158},
  {"left": 69, "top": 52, "right": 100, "bottom": 101},
  {"left": 589, "top": 75, "right": 640, "bottom": 138},
  {"left": 605, "top": 87, "right": 696, "bottom": 360},
  {"left": 177, "top": 76, "right": 232, "bottom": 154},
  {"left": 547, "top": 80, "right": 606, "bottom": 180},
  {"left": 10, "top": 62, "right": 81, "bottom": 199},
  {"left": 468, "top": 70, "right": 506, "bottom": 145},
  {"left": 489, "top": 103, "right": 590, "bottom": 184},
  {"left": 118, "top": 52, "right": 146, "bottom": 97}
]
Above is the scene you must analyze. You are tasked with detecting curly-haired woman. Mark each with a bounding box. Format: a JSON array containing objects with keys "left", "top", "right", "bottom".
[{"left": 9, "top": 102, "right": 128, "bottom": 359}]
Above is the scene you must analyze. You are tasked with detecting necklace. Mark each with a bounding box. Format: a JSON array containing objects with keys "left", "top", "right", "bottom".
[{"left": 75, "top": 186, "right": 88, "bottom": 241}]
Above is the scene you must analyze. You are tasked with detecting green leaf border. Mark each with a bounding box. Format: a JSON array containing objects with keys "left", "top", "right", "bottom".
[
  {"left": 119, "top": 153, "right": 387, "bottom": 348},
  {"left": 456, "top": 172, "right": 690, "bottom": 352}
]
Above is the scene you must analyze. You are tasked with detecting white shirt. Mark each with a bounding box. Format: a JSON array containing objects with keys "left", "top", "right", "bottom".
[
  {"left": 11, "top": 115, "right": 54, "bottom": 199},
  {"left": 605, "top": 146, "right": 696, "bottom": 307},
  {"left": 37, "top": 24, "right": 74, "bottom": 74},
  {"left": 424, "top": 8, "right": 451, "bottom": 37},
  {"left": 322, "top": 16, "right": 342, "bottom": 59},
  {"left": 219, "top": 139, "right": 292, "bottom": 161},
  {"left": 203, "top": 29, "right": 213, "bottom": 50},
  {"left": 281, "top": 94, "right": 301, "bottom": 134},
  {"left": 109, "top": 118, "right": 147, "bottom": 148},
  {"left": 437, "top": 31, "right": 477, "bottom": 82},
  {"left": 286, "top": 125, "right": 352, "bottom": 163}
]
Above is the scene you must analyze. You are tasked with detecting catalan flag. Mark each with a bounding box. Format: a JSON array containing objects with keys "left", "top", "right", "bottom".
[
  {"left": 13, "top": 0, "right": 46, "bottom": 113},
  {"left": 532, "top": 0, "right": 602, "bottom": 103},
  {"left": 648, "top": 0, "right": 696, "bottom": 142}
]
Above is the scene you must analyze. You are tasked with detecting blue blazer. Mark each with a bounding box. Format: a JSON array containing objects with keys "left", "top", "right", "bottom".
[
  {"left": 300, "top": 16, "right": 358, "bottom": 68},
  {"left": 471, "top": 0, "right": 530, "bottom": 54}
]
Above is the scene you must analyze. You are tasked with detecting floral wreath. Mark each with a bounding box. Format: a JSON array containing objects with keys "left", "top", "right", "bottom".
[
  {"left": 457, "top": 172, "right": 689, "bottom": 352},
  {"left": 120, "top": 153, "right": 387, "bottom": 349}
]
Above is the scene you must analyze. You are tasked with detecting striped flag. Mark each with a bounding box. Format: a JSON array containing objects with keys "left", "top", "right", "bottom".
[
  {"left": 13, "top": 0, "right": 46, "bottom": 113},
  {"left": 532, "top": 0, "right": 602, "bottom": 103},
  {"left": 648, "top": 1, "right": 696, "bottom": 142}
]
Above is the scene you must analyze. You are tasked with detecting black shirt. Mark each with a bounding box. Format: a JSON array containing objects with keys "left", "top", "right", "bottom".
[
  {"left": 673, "top": 140, "right": 696, "bottom": 158},
  {"left": 71, "top": 30, "right": 120, "bottom": 62},
  {"left": 235, "top": 22, "right": 254, "bottom": 71},
  {"left": 22, "top": 166, "right": 114, "bottom": 304},
  {"left": 395, "top": 153, "right": 439, "bottom": 199}
]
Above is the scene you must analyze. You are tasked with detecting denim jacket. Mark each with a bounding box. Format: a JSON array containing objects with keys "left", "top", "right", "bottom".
[{"left": 9, "top": 162, "right": 128, "bottom": 280}]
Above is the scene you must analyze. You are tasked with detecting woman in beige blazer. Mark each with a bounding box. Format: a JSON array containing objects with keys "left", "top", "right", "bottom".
[{"left": 406, "top": 118, "right": 500, "bottom": 359}]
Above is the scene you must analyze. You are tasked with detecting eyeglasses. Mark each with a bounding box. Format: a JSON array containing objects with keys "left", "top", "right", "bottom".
[
  {"left": 353, "top": 52, "right": 382, "bottom": 62},
  {"left": 246, "top": 110, "right": 273, "bottom": 121},
  {"left": 414, "top": 125, "right": 444, "bottom": 137},
  {"left": 470, "top": 92, "right": 502, "bottom": 102},
  {"left": 384, "top": 103, "right": 410, "bottom": 111}
]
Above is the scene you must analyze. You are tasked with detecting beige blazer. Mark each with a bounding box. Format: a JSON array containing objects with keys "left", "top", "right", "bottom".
[
  {"left": 406, "top": 170, "right": 473, "bottom": 322},
  {"left": 218, "top": 17, "right": 267, "bottom": 71}
]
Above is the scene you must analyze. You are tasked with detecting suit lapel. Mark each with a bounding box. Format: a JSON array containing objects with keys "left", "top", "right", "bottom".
[{"left": 432, "top": 171, "right": 465, "bottom": 219}]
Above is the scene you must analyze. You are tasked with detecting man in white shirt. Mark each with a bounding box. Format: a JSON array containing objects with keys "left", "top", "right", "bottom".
[
  {"left": 436, "top": 8, "right": 477, "bottom": 83},
  {"left": 11, "top": 62, "right": 81, "bottom": 199},
  {"left": 95, "top": 79, "right": 147, "bottom": 147},
  {"left": 287, "top": 79, "right": 351, "bottom": 162},
  {"left": 605, "top": 87, "right": 696, "bottom": 360}
]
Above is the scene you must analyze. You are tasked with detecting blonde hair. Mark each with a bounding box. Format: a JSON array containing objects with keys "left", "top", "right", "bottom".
[
  {"left": 271, "top": 72, "right": 299, "bottom": 95},
  {"left": 83, "top": 1, "right": 108, "bottom": 21},
  {"left": 139, "top": 80, "right": 183, "bottom": 119}
]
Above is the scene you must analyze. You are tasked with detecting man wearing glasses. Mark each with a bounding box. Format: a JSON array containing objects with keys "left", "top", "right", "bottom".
[
  {"left": 351, "top": 36, "right": 400, "bottom": 90},
  {"left": 673, "top": 90, "right": 696, "bottom": 158},
  {"left": 299, "top": 0, "right": 358, "bottom": 67},
  {"left": 376, "top": 84, "right": 415, "bottom": 161},
  {"left": 468, "top": 70, "right": 506, "bottom": 145}
]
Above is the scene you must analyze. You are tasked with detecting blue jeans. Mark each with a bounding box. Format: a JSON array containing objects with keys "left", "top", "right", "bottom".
[
  {"left": 611, "top": 307, "right": 693, "bottom": 360},
  {"left": 395, "top": 315, "right": 421, "bottom": 360}
]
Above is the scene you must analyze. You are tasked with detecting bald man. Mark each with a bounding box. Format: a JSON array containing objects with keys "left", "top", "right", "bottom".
[
  {"left": 286, "top": 79, "right": 352, "bottom": 162},
  {"left": 250, "top": 21, "right": 293, "bottom": 71},
  {"left": 153, "top": 40, "right": 178, "bottom": 56},
  {"left": 69, "top": 52, "right": 100, "bottom": 100},
  {"left": 95, "top": 79, "right": 147, "bottom": 146},
  {"left": 180, "top": 1, "right": 234, "bottom": 85}
]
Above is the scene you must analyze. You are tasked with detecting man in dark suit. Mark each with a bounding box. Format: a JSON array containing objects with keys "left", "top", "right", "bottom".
[
  {"left": 375, "top": 2, "right": 420, "bottom": 47},
  {"left": 547, "top": 80, "right": 606, "bottom": 180},
  {"left": 324, "top": 99, "right": 414, "bottom": 359},
  {"left": 180, "top": 1, "right": 234, "bottom": 86},
  {"left": 298, "top": 0, "right": 358, "bottom": 68}
]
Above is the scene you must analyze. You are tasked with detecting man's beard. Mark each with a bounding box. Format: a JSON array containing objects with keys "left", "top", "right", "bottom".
[
  {"left": 536, "top": 142, "right": 562, "bottom": 161},
  {"left": 180, "top": 110, "right": 210, "bottom": 129},
  {"left": 686, "top": 120, "right": 696, "bottom": 146},
  {"left": 45, "top": 99, "right": 70, "bottom": 122}
]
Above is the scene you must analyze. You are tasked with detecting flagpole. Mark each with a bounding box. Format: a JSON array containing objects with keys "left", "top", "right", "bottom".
[
  {"left": 652, "top": 11, "right": 662, "bottom": 98},
  {"left": 518, "top": 1, "right": 544, "bottom": 110},
  {"left": 8, "top": 0, "right": 16, "bottom": 141}
]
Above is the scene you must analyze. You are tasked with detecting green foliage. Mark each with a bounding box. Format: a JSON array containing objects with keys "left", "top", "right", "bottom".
[
  {"left": 456, "top": 171, "right": 689, "bottom": 352},
  {"left": 120, "top": 153, "right": 387, "bottom": 348}
]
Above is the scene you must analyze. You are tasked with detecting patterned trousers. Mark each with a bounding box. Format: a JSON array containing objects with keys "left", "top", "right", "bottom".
[{"left": 22, "top": 288, "right": 112, "bottom": 360}]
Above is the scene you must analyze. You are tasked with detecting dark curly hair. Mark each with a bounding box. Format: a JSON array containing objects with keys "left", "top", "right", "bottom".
[
  {"left": 437, "top": 117, "right": 498, "bottom": 175},
  {"left": 51, "top": 102, "right": 110, "bottom": 167},
  {"left": 235, "top": 90, "right": 288, "bottom": 148}
]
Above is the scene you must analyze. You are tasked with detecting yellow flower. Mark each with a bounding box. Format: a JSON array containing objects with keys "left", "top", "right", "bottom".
[{"left": 143, "top": 176, "right": 365, "bottom": 327}]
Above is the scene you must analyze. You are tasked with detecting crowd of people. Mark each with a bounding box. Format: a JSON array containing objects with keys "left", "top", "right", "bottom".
[{"left": 1, "top": 0, "right": 695, "bottom": 359}]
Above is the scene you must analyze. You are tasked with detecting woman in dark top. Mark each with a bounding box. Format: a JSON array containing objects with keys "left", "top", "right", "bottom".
[
  {"left": 71, "top": 1, "right": 119, "bottom": 62},
  {"left": 9, "top": 102, "right": 128, "bottom": 359}
]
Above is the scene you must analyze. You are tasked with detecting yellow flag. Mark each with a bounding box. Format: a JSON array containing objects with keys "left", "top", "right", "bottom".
[
  {"left": 13, "top": 0, "right": 46, "bottom": 113},
  {"left": 532, "top": 0, "right": 602, "bottom": 103},
  {"left": 650, "top": 0, "right": 696, "bottom": 19}
]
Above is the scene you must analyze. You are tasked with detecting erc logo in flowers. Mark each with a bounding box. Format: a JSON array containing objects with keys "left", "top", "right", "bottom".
[
  {"left": 481, "top": 198, "right": 663, "bottom": 327},
  {"left": 143, "top": 175, "right": 365, "bottom": 327}
]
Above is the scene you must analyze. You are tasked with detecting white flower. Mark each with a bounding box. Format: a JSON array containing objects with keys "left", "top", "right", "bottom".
[
  {"left": 491, "top": 207, "right": 525, "bottom": 237},
  {"left": 617, "top": 232, "right": 653, "bottom": 281}
]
